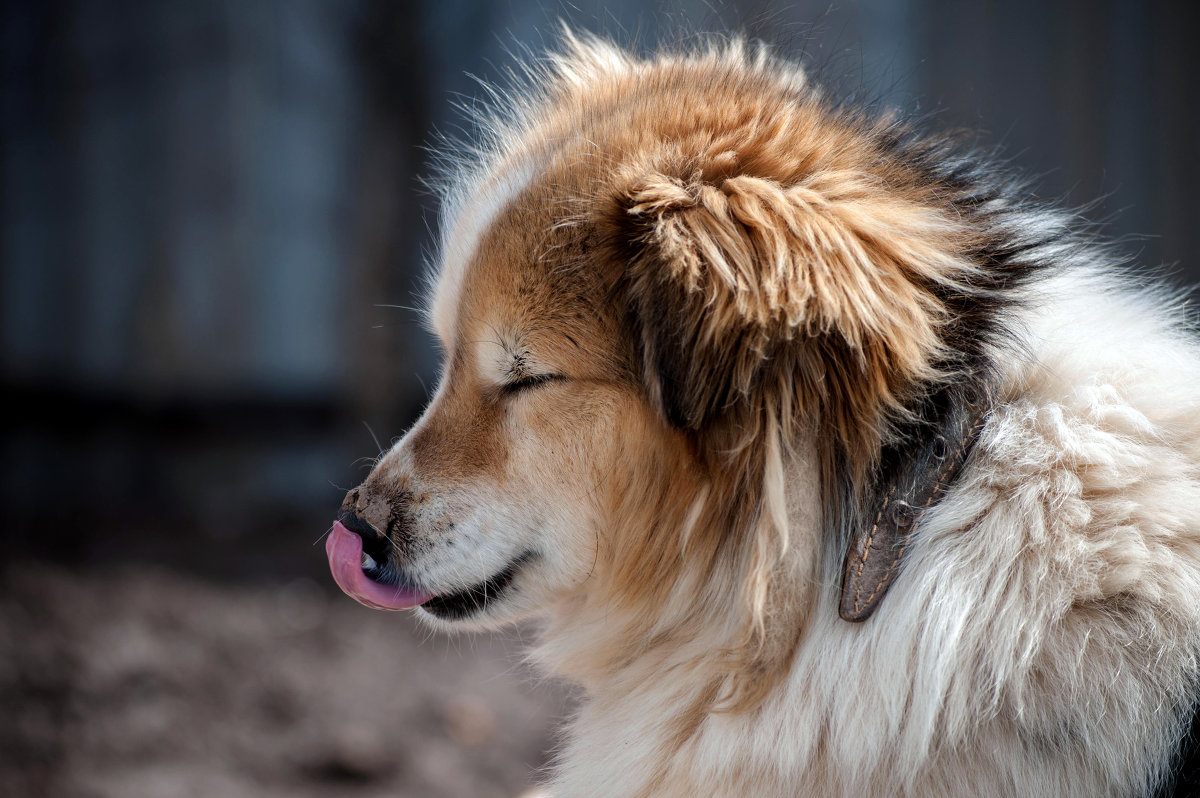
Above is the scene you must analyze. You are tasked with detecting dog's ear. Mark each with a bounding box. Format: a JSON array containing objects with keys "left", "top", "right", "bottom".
[
  {"left": 615, "top": 160, "right": 966, "bottom": 445},
  {"left": 612, "top": 158, "right": 995, "bottom": 637}
]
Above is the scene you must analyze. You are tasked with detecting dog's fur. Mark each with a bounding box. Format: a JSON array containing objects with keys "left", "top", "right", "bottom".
[{"left": 345, "top": 33, "right": 1200, "bottom": 796}]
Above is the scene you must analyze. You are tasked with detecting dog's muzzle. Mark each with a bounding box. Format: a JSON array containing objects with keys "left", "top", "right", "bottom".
[{"left": 325, "top": 487, "right": 433, "bottom": 611}]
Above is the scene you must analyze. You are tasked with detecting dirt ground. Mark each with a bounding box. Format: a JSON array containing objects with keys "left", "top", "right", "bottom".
[{"left": 0, "top": 561, "right": 571, "bottom": 798}]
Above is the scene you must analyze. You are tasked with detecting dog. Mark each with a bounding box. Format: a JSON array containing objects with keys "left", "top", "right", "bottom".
[{"left": 324, "top": 32, "right": 1200, "bottom": 797}]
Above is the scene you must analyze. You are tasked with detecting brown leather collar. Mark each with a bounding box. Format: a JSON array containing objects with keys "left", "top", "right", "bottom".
[{"left": 839, "top": 387, "right": 991, "bottom": 622}]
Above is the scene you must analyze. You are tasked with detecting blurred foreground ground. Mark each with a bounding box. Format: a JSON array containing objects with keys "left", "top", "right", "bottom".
[{"left": 0, "top": 561, "right": 570, "bottom": 798}]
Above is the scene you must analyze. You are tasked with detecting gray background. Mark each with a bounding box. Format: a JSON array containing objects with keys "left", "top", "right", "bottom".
[{"left": 2, "top": 1, "right": 1197, "bottom": 795}]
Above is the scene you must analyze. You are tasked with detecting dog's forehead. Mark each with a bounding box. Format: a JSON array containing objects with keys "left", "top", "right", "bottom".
[
  {"left": 430, "top": 157, "right": 543, "bottom": 346},
  {"left": 431, "top": 160, "right": 617, "bottom": 366}
]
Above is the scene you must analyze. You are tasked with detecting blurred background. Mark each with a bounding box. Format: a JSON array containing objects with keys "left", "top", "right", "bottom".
[{"left": 2, "top": 1, "right": 1196, "bottom": 795}]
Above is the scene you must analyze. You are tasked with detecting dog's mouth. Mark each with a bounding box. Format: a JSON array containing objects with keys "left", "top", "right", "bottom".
[
  {"left": 325, "top": 521, "right": 529, "bottom": 617},
  {"left": 420, "top": 554, "right": 530, "bottom": 620}
]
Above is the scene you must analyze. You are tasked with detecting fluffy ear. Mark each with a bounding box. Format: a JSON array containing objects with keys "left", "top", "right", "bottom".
[
  {"left": 610, "top": 159, "right": 998, "bottom": 685},
  {"left": 617, "top": 161, "right": 973, "bottom": 454}
]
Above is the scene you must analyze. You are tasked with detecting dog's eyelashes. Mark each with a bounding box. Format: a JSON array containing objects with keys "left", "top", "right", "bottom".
[{"left": 502, "top": 374, "right": 562, "bottom": 395}]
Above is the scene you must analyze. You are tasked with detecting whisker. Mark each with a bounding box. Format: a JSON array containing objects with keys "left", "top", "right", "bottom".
[{"left": 362, "top": 420, "right": 384, "bottom": 457}]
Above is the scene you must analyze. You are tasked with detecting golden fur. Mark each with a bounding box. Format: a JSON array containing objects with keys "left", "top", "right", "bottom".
[{"left": 334, "top": 32, "right": 1200, "bottom": 797}]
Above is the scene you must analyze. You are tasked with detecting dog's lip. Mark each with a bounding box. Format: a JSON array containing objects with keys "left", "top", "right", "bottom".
[
  {"left": 325, "top": 521, "right": 435, "bottom": 611},
  {"left": 420, "top": 552, "right": 533, "bottom": 620}
]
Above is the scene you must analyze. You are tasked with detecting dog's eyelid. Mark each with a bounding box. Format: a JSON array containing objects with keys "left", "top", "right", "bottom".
[{"left": 501, "top": 373, "right": 563, "bottom": 394}]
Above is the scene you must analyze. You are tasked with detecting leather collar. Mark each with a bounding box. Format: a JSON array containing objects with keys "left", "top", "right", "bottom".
[{"left": 839, "top": 386, "right": 991, "bottom": 622}]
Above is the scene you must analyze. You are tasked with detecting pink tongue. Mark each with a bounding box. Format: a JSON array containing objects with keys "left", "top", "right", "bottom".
[{"left": 325, "top": 521, "right": 435, "bottom": 611}]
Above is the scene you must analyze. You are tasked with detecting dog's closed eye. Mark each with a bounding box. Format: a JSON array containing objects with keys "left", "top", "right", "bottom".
[{"left": 502, "top": 373, "right": 562, "bottom": 395}]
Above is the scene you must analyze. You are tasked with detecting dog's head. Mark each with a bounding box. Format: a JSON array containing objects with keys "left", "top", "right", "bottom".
[{"left": 326, "top": 33, "right": 1027, "bottom": 705}]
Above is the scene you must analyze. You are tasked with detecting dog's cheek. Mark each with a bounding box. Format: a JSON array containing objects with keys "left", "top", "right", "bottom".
[{"left": 502, "top": 386, "right": 636, "bottom": 553}]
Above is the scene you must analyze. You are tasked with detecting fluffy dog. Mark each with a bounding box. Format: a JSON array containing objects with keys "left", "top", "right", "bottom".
[{"left": 325, "top": 33, "right": 1200, "bottom": 797}]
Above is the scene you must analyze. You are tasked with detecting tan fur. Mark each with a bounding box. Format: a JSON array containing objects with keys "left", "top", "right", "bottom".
[{"left": 343, "top": 32, "right": 1200, "bottom": 797}]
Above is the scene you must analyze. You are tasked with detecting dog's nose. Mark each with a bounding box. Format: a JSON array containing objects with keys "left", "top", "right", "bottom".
[{"left": 338, "top": 487, "right": 393, "bottom": 567}]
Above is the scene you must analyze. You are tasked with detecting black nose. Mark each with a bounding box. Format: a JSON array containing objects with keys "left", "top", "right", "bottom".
[{"left": 338, "top": 488, "right": 392, "bottom": 566}]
